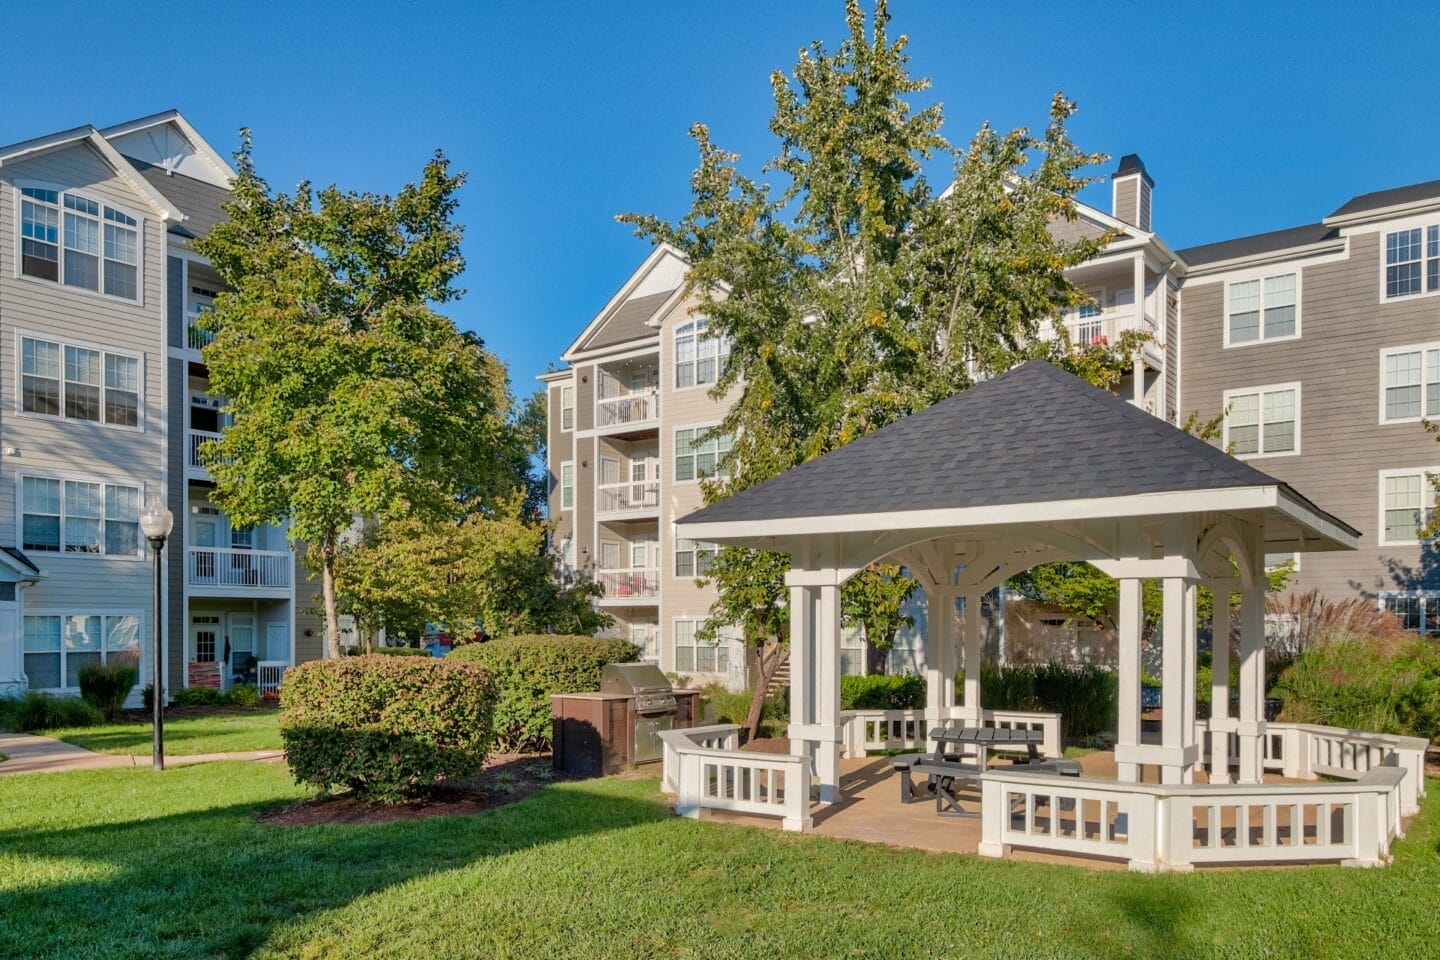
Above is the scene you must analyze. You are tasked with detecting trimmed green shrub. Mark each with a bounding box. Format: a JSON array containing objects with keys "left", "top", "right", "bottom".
[
  {"left": 172, "top": 686, "right": 226, "bottom": 708},
  {"left": 974, "top": 664, "right": 1117, "bottom": 744},
  {"left": 227, "top": 683, "right": 262, "bottom": 708},
  {"left": 77, "top": 653, "right": 140, "bottom": 721},
  {"left": 0, "top": 692, "right": 103, "bottom": 732},
  {"left": 1274, "top": 634, "right": 1440, "bottom": 741},
  {"left": 448, "top": 635, "right": 638, "bottom": 752},
  {"left": 372, "top": 646, "right": 431, "bottom": 657},
  {"left": 701, "top": 683, "right": 789, "bottom": 739},
  {"left": 840, "top": 674, "right": 925, "bottom": 710},
  {"left": 280, "top": 655, "right": 495, "bottom": 803}
]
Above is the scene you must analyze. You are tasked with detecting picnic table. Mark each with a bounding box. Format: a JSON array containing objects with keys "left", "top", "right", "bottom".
[
  {"left": 931, "top": 725, "right": 1044, "bottom": 767},
  {"left": 889, "top": 725, "right": 1075, "bottom": 818}
]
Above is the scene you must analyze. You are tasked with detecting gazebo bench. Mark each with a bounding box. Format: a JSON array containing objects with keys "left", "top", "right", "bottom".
[{"left": 891, "top": 754, "right": 1085, "bottom": 817}]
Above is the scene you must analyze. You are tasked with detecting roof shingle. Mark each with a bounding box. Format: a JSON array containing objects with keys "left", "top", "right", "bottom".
[{"left": 577, "top": 289, "right": 676, "bottom": 351}]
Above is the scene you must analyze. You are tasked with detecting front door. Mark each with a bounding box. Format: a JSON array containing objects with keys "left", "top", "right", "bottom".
[
  {"left": 228, "top": 614, "right": 256, "bottom": 688},
  {"left": 190, "top": 615, "right": 222, "bottom": 689},
  {"left": 265, "top": 622, "right": 287, "bottom": 663}
]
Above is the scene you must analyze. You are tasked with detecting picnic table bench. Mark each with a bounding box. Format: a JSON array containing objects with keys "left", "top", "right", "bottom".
[{"left": 889, "top": 725, "right": 1081, "bottom": 817}]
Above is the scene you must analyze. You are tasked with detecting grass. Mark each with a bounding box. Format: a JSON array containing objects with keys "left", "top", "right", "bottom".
[
  {"left": 43, "top": 708, "right": 282, "bottom": 756},
  {"left": 1, "top": 764, "right": 1439, "bottom": 959}
]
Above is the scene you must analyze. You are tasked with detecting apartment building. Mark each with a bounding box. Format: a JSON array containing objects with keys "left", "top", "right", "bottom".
[
  {"left": 544, "top": 156, "right": 1440, "bottom": 681},
  {"left": 0, "top": 111, "right": 324, "bottom": 703}
]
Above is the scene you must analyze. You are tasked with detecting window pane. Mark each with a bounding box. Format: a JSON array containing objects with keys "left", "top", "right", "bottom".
[
  {"left": 64, "top": 211, "right": 99, "bottom": 254},
  {"left": 1387, "top": 263, "right": 1422, "bottom": 298},
  {"left": 22, "top": 338, "right": 60, "bottom": 378},
  {"left": 22, "top": 515, "right": 59, "bottom": 551},
  {"left": 23, "top": 476, "right": 61, "bottom": 515},
  {"left": 106, "top": 615, "right": 141, "bottom": 653},
  {"left": 63, "top": 194, "right": 99, "bottom": 216},
  {"left": 66, "top": 615, "right": 103, "bottom": 651},
  {"left": 674, "top": 645, "right": 694, "bottom": 672},
  {"left": 1388, "top": 228, "right": 1422, "bottom": 264},
  {"left": 675, "top": 549, "right": 694, "bottom": 577},
  {"left": 66, "top": 346, "right": 101, "bottom": 385},
  {"left": 22, "top": 376, "right": 60, "bottom": 416},
  {"left": 21, "top": 200, "right": 59, "bottom": 281},
  {"left": 106, "top": 520, "right": 140, "bottom": 556},
  {"left": 103, "top": 222, "right": 137, "bottom": 264},
  {"left": 104, "top": 261, "right": 138, "bottom": 300},
  {"left": 1229, "top": 425, "right": 1259, "bottom": 456},
  {"left": 105, "top": 390, "right": 139, "bottom": 427},
  {"left": 23, "top": 615, "right": 61, "bottom": 652},
  {"left": 64, "top": 249, "right": 100, "bottom": 291},
  {"left": 24, "top": 654, "right": 61, "bottom": 689},
  {"left": 695, "top": 643, "right": 715, "bottom": 673}
]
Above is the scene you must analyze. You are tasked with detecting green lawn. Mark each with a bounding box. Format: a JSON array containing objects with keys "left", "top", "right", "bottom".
[
  {"left": 1, "top": 764, "right": 1438, "bottom": 959},
  {"left": 44, "top": 709, "right": 282, "bottom": 756}
]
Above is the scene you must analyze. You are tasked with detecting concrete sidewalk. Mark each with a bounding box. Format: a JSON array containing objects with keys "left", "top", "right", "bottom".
[{"left": 0, "top": 731, "right": 283, "bottom": 776}]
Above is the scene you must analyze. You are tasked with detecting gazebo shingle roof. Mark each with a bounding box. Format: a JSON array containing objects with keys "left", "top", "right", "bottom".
[{"left": 681, "top": 360, "right": 1356, "bottom": 535}]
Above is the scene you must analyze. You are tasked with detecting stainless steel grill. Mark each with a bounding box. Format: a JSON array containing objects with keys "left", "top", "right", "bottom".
[{"left": 600, "top": 662, "right": 677, "bottom": 763}]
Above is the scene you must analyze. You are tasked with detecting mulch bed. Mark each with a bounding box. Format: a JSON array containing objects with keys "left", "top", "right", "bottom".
[{"left": 258, "top": 754, "right": 562, "bottom": 826}]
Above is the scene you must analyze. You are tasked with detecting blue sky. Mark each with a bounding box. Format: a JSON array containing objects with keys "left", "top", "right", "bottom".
[{"left": 3, "top": 2, "right": 1435, "bottom": 395}]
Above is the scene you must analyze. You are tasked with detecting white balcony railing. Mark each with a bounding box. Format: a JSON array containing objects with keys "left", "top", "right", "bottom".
[
  {"left": 596, "top": 391, "right": 659, "bottom": 430},
  {"left": 1064, "top": 312, "right": 1159, "bottom": 349},
  {"left": 187, "top": 323, "right": 214, "bottom": 352},
  {"left": 188, "top": 547, "right": 291, "bottom": 590},
  {"left": 597, "top": 480, "right": 660, "bottom": 515},
  {"left": 596, "top": 567, "right": 659, "bottom": 600},
  {"left": 188, "top": 429, "right": 223, "bottom": 470}
]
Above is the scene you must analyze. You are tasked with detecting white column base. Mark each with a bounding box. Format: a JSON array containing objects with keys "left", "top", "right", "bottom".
[{"left": 976, "top": 842, "right": 1010, "bottom": 859}]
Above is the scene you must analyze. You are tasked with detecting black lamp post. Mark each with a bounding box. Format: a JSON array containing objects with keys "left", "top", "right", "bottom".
[{"left": 139, "top": 494, "right": 174, "bottom": 772}]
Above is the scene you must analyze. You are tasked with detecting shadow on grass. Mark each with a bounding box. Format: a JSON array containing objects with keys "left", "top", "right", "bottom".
[
  {"left": 1094, "top": 882, "right": 1202, "bottom": 960},
  {"left": 0, "top": 766, "right": 669, "bottom": 960}
]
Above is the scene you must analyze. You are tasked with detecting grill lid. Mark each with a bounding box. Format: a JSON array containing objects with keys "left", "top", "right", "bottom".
[{"left": 600, "top": 662, "right": 672, "bottom": 696}]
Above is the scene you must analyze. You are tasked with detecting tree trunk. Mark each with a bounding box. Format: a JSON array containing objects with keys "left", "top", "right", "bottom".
[
  {"left": 865, "top": 638, "right": 888, "bottom": 675},
  {"left": 320, "top": 538, "right": 341, "bottom": 659},
  {"left": 745, "top": 641, "right": 786, "bottom": 743}
]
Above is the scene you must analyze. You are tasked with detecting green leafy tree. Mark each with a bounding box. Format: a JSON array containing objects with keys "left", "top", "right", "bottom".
[
  {"left": 334, "top": 498, "right": 611, "bottom": 643},
  {"left": 196, "top": 135, "right": 516, "bottom": 656},
  {"left": 842, "top": 563, "right": 918, "bottom": 673},
  {"left": 623, "top": 0, "right": 1134, "bottom": 738}
]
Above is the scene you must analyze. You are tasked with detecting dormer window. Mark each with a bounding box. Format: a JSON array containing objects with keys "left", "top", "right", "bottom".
[{"left": 18, "top": 187, "right": 141, "bottom": 302}]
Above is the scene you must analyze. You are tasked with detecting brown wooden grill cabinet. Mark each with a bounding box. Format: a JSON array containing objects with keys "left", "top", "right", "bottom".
[{"left": 552, "top": 677, "right": 702, "bottom": 776}]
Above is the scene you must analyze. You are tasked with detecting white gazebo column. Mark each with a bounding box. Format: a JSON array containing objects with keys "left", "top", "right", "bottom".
[
  {"left": 1113, "top": 523, "right": 1145, "bottom": 782},
  {"left": 923, "top": 584, "right": 957, "bottom": 731},
  {"left": 784, "top": 567, "right": 844, "bottom": 805},
  {"left": 787, "top": 576, "right": 815, "bottom": 773},
  {"left": 1158, "top": 518, "right": 1200, "bottom": 785},
  {"left": 959, "top": 593, "right": 983, "bottom": 724},
  {"left": 1205, "top": 583, "right": 1234, "bottom": 784},
  {"left": 1237, "top": 580, "right": 1267, "bottom": 783}
]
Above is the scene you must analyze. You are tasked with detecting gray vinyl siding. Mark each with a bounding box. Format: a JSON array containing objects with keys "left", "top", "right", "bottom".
[
  {"left": 1180, "top": 230, "right": 1440, "bottom": 599},
  {"left": 1114, "top": 178, "right": 1139, "bottom": 227},
  {"left": 0, "top": 142, "right": 166, "bottom": 634},
  {"left": 166, "top": 354, "right": 187, "bottom": 689},
  {"left": 1165, "top": 278, "right": 1179, "bottom": 423}
]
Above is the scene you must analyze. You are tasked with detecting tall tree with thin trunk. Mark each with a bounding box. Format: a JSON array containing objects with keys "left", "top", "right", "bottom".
[
  {"left": 622, "top": 0, "right": 1136, "bottom": 738},
  {"left": 196, "top": 134, "right": 515, "bottom": 657}
]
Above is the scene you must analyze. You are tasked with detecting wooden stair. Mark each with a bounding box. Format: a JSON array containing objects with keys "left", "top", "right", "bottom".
[{"left": 764, "top": 657, "right": 791, "bottom": 697}]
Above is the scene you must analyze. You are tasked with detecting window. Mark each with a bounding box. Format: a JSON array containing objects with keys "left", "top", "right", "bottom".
[
  {"left": 1227, "top": 273, "right": 1297, "bottom": 344},
  {"left": 21, "top": 476, "right": 141, "bottom": 556},
  {"left": 559, "top": 537, "right": 575, "bottom": 572},
  {"left": 1223, "top": 384, "right": 1299, "bottom": 457},
  {"left": 559, "top": 385, "right": 575, "bottom": 431},
  {"left": 21, "top": 336, "right": 141, "bottom": 427},
  {"left": 1384, "top": 226, "right": 1440, "bottom": 299},
  {"left": 559, "top": 462, "right": 574, "bottom": 510},
  {"left": 1381, "top": 344, "right": 1440, "bottom": 422},
  {"left": 674, "top": 427, "right": 733, "bottom": 481},
  {"left": 674, "top": 318, "right": 730, "bottom": 389},
  {"left": 840, "top": 624, "right": 866, "bottom": 676},
  {"left": 1379, "top": 469, "right": 1438, "bottom": 545},
  {"left": 1263, "top": 552, "right": 1299, "bottom": 573},
  {"left": 18, "top": 187, "right": 140, "bottom": 300},
  {"left": 23, "top": 612, "right": 141, "bottom": 691},
  {"left": 675, "top": 538, "right": 719, "bottom": 578},
  {"left": 674, "top": 618, "right": 729, "bottom": 674},
  {"left": 1380, "top": 594, "right": 1440, "bottom": 634}
]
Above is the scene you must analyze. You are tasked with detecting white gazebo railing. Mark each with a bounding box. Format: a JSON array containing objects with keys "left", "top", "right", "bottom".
[
  {"left": 840, "top": 708, "right": 1062, "bottom": 759},
  {"left": 661, "top": 724, "right": 812, "bottom": 832},
  {"left": 979, "top": 762, "right": 1410, "bottom": 872}
]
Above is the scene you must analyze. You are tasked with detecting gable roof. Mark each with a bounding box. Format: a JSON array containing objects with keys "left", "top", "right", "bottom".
[
  {"left": 99, "top": 109, "right": 236, "bottom": 187},
  {"left": 679, "top": 360, "right": 1356, "bottom": 541},
  {"left": 1176, "top": 222, "right": 1341, "bottom": 268},
  {"left": 0, "top": 126, "right": 183, "bottom": 223},
  {"left": 576, "top": 289, "right": 678, "bottom": 352},
  {"left": 562, "top": 243, "right": 688, "bottom": 360},
  {"left": 1328, "top": 178, "right": 1440, "bottom": 221},
  {"left": 128, "top": 159, "right": 231, "bottom": 239}
]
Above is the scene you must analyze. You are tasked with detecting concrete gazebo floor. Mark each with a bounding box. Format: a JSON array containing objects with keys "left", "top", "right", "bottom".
[{"left": 689, "top": 742, "right": 1333, "bottom": 870}]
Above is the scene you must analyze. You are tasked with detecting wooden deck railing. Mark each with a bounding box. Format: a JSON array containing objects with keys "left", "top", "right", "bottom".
[{"left": 660, "top": 724, "right": 812, "bottom": 832}]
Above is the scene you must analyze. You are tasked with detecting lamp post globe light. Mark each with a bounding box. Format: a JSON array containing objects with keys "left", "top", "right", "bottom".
[{"left": 139, "top": 494, "right": 174, "bottom": 772}]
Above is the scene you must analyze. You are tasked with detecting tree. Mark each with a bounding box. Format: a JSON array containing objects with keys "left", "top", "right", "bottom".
[
  {"left": 333, "top": 498, "right": 612, "bottom": 643},
  {"left": 196, "top": 135, "right": 516, "bottom": 657},
  {"left": 623, "top": 0, "right": 1133, "bottom": 738},
  {"left": 842, "top": 563, "right": 918, "bottom": 674}
]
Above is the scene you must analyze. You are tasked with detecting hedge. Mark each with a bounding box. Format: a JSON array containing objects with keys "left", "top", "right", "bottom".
[
  {"left": 280, "top": 655, "right": 495, "bottom": 803},
  {"left": 840, "top": 674, "right": 925, "bottom": 710},
  {"left": 448, "top": 635, "right": 638, "bottom": 752},
  {"left": 0, "top": 692, "right": 103, "bottom": 732}
]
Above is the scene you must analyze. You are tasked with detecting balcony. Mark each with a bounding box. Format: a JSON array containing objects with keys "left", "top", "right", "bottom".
[
  {"left": 596, "top": 567, "right": 659, "bottom": 604},
  {"left": 187, "top": 547, "right": 292, "bottom": 594},
  {"left": 595, "top": 390, "right": 659, "bottom": 437},
  {"left": 187, "top": 429, "right": 222, "bottom": 479},
  {"left": 596, "top": 480, "right": 660, "bottom": 519},
  {"left": 187, "top": 321, "right": 214, "bottom": 353},
  {"left": 1063, "top": 312, "right": 1163, "bottom": 367}
]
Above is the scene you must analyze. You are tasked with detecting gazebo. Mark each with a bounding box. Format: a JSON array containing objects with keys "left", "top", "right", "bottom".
[{"left": 662, "top": 361, "right": 1426, "bottom": 870}]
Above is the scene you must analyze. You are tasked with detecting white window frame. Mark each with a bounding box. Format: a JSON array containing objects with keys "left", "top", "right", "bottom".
[
  {"left": 1378, "top": 342, "right": 1440, "bottom": 424},
  {"left": 1222, "top": 269, "right": 1301, "bottom": 347},
  {"left": 21, "top": 609, "right": 145, "bottom": 693},
  {"left": 559, "top": 384, "right": 575, "bottom": 432},
  {"left": 1221, "top": 382, "right": 1300, "bottom": 459},
  {"left": 559, "top": 461, "right": 574, "bottom": 511},
  {"left": 674, "top": 538, "right": 720, "bottom": 579},
  {"left": 17, "top": 471, "right": 146, "bottom": 560},
  {"left": 1377, "top": 467, "right": 1440, "bottom": 546},
  {"left": 1262, "top": 552, "right": 1301, "bottom": 573},
  {"left": 672, "top": 317, "right": 730, "bottom": 392},
  {"left": 1379, "top": 219, "right": 1440, "bottom": 303},
  {"left": 1377, "top": 591, "right": 1440, "bottom": 635},
  {"left": 15, "top": 330, "right": 145, "bottom": 432},
  {"left": 673, "top": 424, "right": 733, "bottom": 483},
  {"left": 672, "top": 616, "right": 731, "bottom": 675},
  {"left": 12, "top": 182, "right": 145, "bottom": 306}
]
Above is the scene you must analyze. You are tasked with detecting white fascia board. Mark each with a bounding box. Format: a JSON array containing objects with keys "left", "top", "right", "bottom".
[
  {"left": 100, "top": 109, "right": 238, "bottom": 185},
  {"left": 560, "top": 243, "right": 688, "bottom": 362},
  {"left": 1181, "top": 237, "right": 1349, "bottom": 280},
  {"left": 0, "top": 551, "right": 44, "bottom": 581},
  {"left": 677, "top": 486, "right": 1284, "bottom": 545},
  {"left": 0, "top": 128, "right": 184, "bottom": 224},
  {"left": 536, "top": 368, "right": 574, "bottom": 384},
  {"left": 1273, "top": 487, "right": 1362, "bottom": 551},
  {"left": 563, "top": 337, "right": 662, "bottom": 366},
  {"left": 1323, "top": 196, "right": 1440, "bottom": 229}
]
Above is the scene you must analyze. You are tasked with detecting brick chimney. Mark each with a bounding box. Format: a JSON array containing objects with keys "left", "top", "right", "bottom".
[{"left": 1111, "top": 154, "right": 1153, "bottom": 232}]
